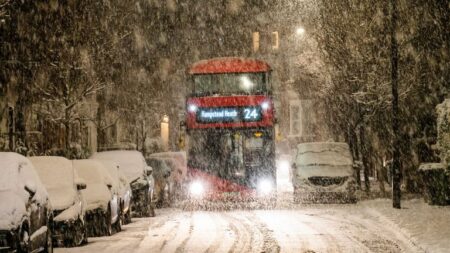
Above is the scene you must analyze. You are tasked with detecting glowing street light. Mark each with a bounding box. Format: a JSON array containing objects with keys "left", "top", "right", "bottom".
[
  {"left": 296, "top": 27, "right": 305, "bottom": 36},
  {"left": 161, "top": 115, "right": 169, "bottom": 150}
]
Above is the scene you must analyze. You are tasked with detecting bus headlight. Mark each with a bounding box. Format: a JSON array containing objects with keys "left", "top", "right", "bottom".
[
  {"left": 189, "top": 181, "right": 205, "bottom": 197},
  {"left": 188, "top": 104, "right": 198, "bottom": 113},
  {"left": 257, "top": 179, "right": 273, "bottom": 196},
  {"left": 261, "top": 101, "right": 270, "bottom": 110}
]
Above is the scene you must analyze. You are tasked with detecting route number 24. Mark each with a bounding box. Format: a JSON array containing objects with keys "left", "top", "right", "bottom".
[{"left": 243, "top": 108, "right": 259, "bottom": 120}]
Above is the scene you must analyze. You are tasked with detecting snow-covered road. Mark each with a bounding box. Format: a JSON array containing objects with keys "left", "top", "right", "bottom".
[{"left": 55, "top": 200, "right": 431, "bottom": 253}]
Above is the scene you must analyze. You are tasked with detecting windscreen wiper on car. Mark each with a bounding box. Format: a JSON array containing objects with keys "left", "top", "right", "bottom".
[{"left": 130, "top": 178, "right": 140, "bottom": 185}]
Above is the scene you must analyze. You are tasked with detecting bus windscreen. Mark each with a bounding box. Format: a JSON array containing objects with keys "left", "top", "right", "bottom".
[{"left": 192, "top": 73, "right": 267, "bottom": 95}]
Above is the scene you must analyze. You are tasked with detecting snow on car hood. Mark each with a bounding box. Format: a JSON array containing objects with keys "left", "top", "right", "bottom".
[
  {"left": 295, "top": 165, "right": 354, "bottom": 179},
  {"left": 80, "top": 183, "right": 111, "bottom": 211},
  {"left": 295, "top": 142, "right": 353, "bottom": 178},
  {"left": 90, "top": 151, "right": 146, "bottom": 182},
  {"left": 0, "top": 190, "right": 27, "bottom": 230},
  {"left": 54, "top": 201, "right": 83, "bottom": 222},
  {"left": 47, "top": 187, "right": 77, "bottom": 211}
]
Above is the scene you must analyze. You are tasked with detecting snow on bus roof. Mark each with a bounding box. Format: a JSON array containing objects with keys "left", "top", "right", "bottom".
[{"left": 188, "top": 57, "right": 271, "bottom": 75}]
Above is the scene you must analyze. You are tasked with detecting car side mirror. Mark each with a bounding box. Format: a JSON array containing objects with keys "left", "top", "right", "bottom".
[
  {"left": 76, "top": 183, "right": 87, "bottom": 191},
  {"left": 24, "top": 184, "right": 36, "bottom": 199}
]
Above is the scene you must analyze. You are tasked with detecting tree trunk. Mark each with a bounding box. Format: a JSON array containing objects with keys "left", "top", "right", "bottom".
[
  {"left": 353, "top": 129, "right": 362, "bottom": 189},
  {"left": 8, "top": 107, "right": 15, "bottom": 151},
  {"left": 64, "top": 107, "right": 71, "bottom": 154},
  {"left": 360, "top": 126, "right": 371, "bottom": 192},
  {"left": 391, "top": 0, "right": 402, "bottom": 209}
]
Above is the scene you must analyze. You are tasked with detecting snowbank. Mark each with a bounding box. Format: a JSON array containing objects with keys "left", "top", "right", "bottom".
[
  {"left": 0, "top": 152, "right": 48, "bottom": 230},
  {"left": 29, "top": 156, "right": 77, "bottom": 210},
  {"left": 91, "top": 151, "right": 147, "bottom": 182},
  {"left": 418, "top": 162, "right": 446, "bottom": 171},
  {"left": 362, "top": 199, "right": 450, "bottom": 253}
]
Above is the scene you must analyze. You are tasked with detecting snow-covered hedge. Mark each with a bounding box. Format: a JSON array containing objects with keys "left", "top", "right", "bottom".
[
  {"left": 437, "top": 99, "right": 450, "bottom": 165},
  {"left": 418, "top": 162, "right": 450, "bottom": 206}
]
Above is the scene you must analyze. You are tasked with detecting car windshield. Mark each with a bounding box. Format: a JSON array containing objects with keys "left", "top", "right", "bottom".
[
  {"left": 29, "top": 157, "right": 74, "bottom": 189},
  {"left": 192, "top": 73, "right": 267, "bottom": 95},
  {"left": 74, "top": 161, "right": 104, "bottom": 184}
]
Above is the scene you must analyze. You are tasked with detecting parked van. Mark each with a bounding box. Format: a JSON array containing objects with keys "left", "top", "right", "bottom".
[{"left": 292, "top": 142, "right": 357, "bottom": 203}]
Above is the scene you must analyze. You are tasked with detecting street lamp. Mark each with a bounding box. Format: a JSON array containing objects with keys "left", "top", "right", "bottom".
[
  {"left": 296, "top": 27, "right": 305, "bottom": 36},
  {"left": 161, "top": 115, "right": 169, "bottom": 150}
]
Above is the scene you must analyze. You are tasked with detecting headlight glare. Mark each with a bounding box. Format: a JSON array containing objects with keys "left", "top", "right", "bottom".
[
  {"left": 261, "top": 101, "right": 270, "bottom": 110},
  {"left": 257, "top": 179, "right": 273, "bottom": 196},
  {"left": 188, "top": 104, "right": 198, "bottom": 113},
  {"left": 189, "top": 181, "right": 204, "bottom": 197}
]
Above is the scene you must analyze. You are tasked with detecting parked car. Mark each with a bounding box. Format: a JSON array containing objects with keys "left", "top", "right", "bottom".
[
  {"left": 146, "top": 157, "right": 172, "bottom": 207},
  {"left": 292, "top": 142, "right": 357, "bottom": 203},
  {"left": 29, "top": 156, "right": 88, "bottom": 247},
  {"left": 147, "top": 152, "right": 187, "bottom": 201},
  {"left": 73, "top": 160, "right": 121, "bottom": 236},
  {"left": 0, "top": 152, "right": 53, "bottom": 252},
  {"left": 95, "top": 160, "right": 132, "bottom": 224},
  {"left": 91, "top": 151, "right": 155, "bottom": 217}
]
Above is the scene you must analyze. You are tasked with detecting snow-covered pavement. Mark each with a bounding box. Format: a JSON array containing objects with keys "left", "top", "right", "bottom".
[{"left": 55, "top": 198, "right": 449, "bottom": 253}]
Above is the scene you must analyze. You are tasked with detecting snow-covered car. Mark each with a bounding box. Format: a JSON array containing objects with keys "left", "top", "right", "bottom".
[
  {"left": 146, "top": 157, "right": 172, "bottom": 207},
  {"left": 94, "top": 160, "right": 132, "bottom": 224},
  {"left": 73, "top": 160, "right": 121, "bottom": 236},
  {"left": 292, "top": 142, "right": 357, "bottom": 203},
  {"left": 91, "top": 151, "right": 155, "bottom": 217},
  {"left": 147, "top": 152, "right": 187, "bottom": 201},
  {"left": 0, "top": 152, "right": 53, "bottom": 252},
  {"left": 29, "top": 156, "right": 88, "bottom": 247}
]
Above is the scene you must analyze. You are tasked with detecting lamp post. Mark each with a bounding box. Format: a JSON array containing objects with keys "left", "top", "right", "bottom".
[
  {"left": 391, "top": 0, "right": 401, "bottom": 209},
  {"left": 161, "top": 115, "right": 169, "bottom": 151}
]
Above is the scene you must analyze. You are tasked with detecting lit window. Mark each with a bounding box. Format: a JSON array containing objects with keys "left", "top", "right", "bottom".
[
  {"left": 252, "top": 32, "right": 260, "bottom": 52},
  {"left": 272, "top": 31, "right": 279, "bottom": 50}
]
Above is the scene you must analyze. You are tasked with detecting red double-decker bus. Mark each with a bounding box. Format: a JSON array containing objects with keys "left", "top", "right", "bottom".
[{"left": 183, "top": 57, "right": 276, "bottom": 204}]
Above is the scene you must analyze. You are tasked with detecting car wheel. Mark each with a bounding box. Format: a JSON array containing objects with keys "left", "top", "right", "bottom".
[
  {"left": 114, "top": 215, "right": 122, "bottom": 233},
  {"left": 105, "top": 207, "right": 113, "bottom": 236},
  {"left": 43, "top": 226, "right": 53, "bottom": 253},
  {"left": 82, "top": 217, "right": 88, "bottom": 245},
  {"left": 68, "top": 218, "right": 85, "bottom": 247},
  {"left": 124, "top": 207, "right": 132, "bottom": 224},
  {"left": 148, "top": 190, "right": 156, "bottom": 217},
  {"left": 17, "top": 228, "right": 30, "bottom": 253},
  {"left": 148, "top": 203, "right": 156, "bottom": 217}
]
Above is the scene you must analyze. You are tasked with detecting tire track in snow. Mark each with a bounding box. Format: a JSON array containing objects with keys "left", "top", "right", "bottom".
[
  {"left": 174, "top": 214, "right": 194, "bottom": 253},
  {"left": 308, "top": 208, "right": 423, "bottom": 253},
  {"left": 254, "top": 210, "right": 329, "bottom": 253},
  {"left": 204, "top": 212, "right": 235, "bottom": 253},
  {"left": 158, "top": 213, "right": 192, "bottom": 253},
  {"left": 243, "top": 212, "right": 280, "bottom": 253},
  {"left": 223, "top": 212, "right": 256, "bottom": 252},
  {"left": 224, "top": 216, "right": 241, "bottom": 253},
  {"left": 229, "top": 211, "right": 267, "bottom": 252},
  {"left": 298, "top": 212, "right": 370, "bottom": 253},
  {"left": 134, "top": 211, "right": 190, "bottom": 253}
]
